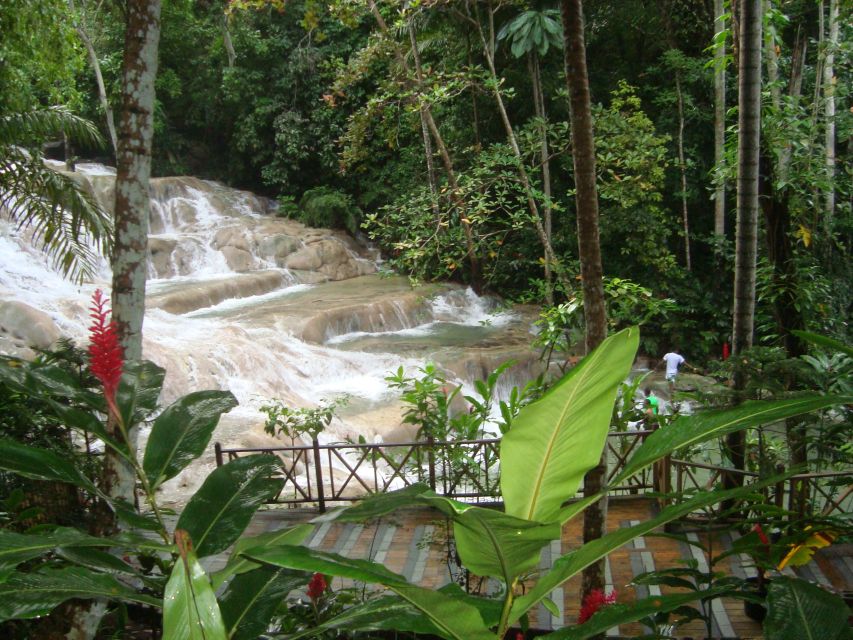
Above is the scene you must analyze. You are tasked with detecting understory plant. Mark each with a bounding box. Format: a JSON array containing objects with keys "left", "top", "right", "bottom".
[{"left": 0, "top": 318, "right": 848, "bottom": 639}]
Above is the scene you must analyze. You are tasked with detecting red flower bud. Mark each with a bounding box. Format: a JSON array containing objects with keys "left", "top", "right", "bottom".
[
  {"left": 88, "top": 289, "right": 124, "bottom": 418},
  {"left": 307, "top": 572, "right": 327, "bottom": 601},
  {"left": 578, "top": 588, "right": 617, "bottom": 624}
]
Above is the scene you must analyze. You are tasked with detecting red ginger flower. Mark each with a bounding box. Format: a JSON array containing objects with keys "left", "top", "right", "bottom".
[
  {"left": 578, "top": 588, "right": 617, "bottom": 624},
  {"left": 307, "top": 572, "right": 327, "bottom": 601},
  {"left": 88, "top": 289, "right": 124, "bottom": 417}
]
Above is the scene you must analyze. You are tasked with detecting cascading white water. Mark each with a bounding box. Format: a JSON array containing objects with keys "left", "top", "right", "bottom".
[{"left": 0, "top": 162, "right": 543, "bottom": 505}]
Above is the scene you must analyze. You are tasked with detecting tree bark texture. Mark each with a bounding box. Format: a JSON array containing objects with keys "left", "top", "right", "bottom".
[
  {"left": 408, "top": 21, "right": 441, "bottom": 222},
  {"left": 108, "top": 0, "right": 161, "bottom": 502},
  {"left": 561, "top": 0, "right": 608, "bottom": 602},
  {"left": 674, "top": 71, "right": 691, "bottom": 271},
  {"left": 823, "top": 0, "right": 838, "bottom": 229},
  {"left": 530, "top": 52, "right": 554, "bottom": 304},
  {"left": 729, "top": 0, "right": 762, "bottom": 473},
  {"left": 713, "top": 0, "right": 726, "bottom": 239}
]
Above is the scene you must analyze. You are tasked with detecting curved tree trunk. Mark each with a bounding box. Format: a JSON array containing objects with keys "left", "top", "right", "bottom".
[
  {"left": 368, "top": 1, "right": 481, "bottom": 291},
  {"left": 530, "top": 52, "right": 554, "bottom": 304},
  {"left": 674, "top": 70, "right": 691, "bottom": 271},
  {"left": 70, "top": 0, "right": 118, "bottom": 158},
  {"left": 729, "top": 0, "right": 762, "bottom": 475},
  {"left": 470, "top": 1, "right": 570, "bottom": 296},
  {"left": 408, "top": 20, "right": 440, "bottom": 223},
  {"left": 560, "top": 0, "right": 608, "bottom": 603}
]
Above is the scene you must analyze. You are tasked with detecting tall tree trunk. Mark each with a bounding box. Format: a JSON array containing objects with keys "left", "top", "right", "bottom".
[
  {"left": 368, "top": 1, "right": 481, "bottom": 291},
  {"left": 70, "top": 0, "right": 118, "bottom": 157},
  {"left": 221, "top": 11, "right": 237, "bottom": 68},
  {"left": 823, "top": 0, "right": 838, "bottom": 232},
  {"left": 674, "top": 70, "right": 691, "bottom": 271},
  {"left": 469, "top": 1, "right": 571, "bottom": 295},
  {"left": 763, "top": 0, "right": 781, "bottom": 107},
  {"left": 67, "top": 5, "right": 161, "bottom": 636},
  {"left": 530, "top": 52, "right": 554, "bottom": 304},
  {"left": 408, "top": 20, "right": 440, "bottom": 223},
  {"left": 560, "top": 0, "right": 608, "bottom": 603},
  {"left": 466, "top": 31, "right": 482, "bottom": 149},
  {"left": 729, "top": 0, "right": 762, "bottom": 473},
  {"left": 713, "top": 0, "right": 726, "bottom": 239},
  {"left": 107, "top": 0, "right": 162, "bottom": 503}
]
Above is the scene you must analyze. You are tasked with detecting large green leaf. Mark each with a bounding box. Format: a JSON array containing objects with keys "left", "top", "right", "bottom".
[
  {"left": 143, "top": 389, "right": 238, "bottom": 489},
  {"left": 0, "top": 527, "right": 112, "bottom": 572},
  {"left": 0, "top": 439, "right": 97, "bottom": 493},
  {"left": 329, "top": 482, "right": 433, "bottom": 522},
  {"left": 116, "top": 360, "right": 166, "bottom": 427},
  {"left": 211, "top": 523, "right": 313, "bottom": 589},
  {"left": 501, "top": 327, "right": 639, "bottom": 522},
  {"left": 539, "top": 588, "right": 730, "bottom": 639},
  {"left": 55, "top": 547, "right": 139, "bottom": 577},
  {"left": 0, "top": 566, "right": 160, "bottom": 621},
  {"left": 420, "top": 494, "right": 559, "bottom": 582},
  {"left": 330, "top": 486, "right": 558, "bottom": 582},
  {"left": 764, "top": 575, "right": 852, "bottom": 640},
  {"left": 610, "top": 394, "right": 852, "bottom": 486},
  {"left": 164, "top": 532, "right": 227, "bottom": 640},
  {"left": 510, "top": 475, "right": 790, "bottom": 623},
  {"left": 243, "top": 545, "right": 495, "bottom": 640},
  {"left": 176, "top": 455, "right": 284, "bottom": 558},
  {"left": 47, "top": 401, "right": 128, "bottom": 455},
  {"left": 25, "top": 365, "right": 100, "bottom": 405},
  {"left": 218, "top": 566, "right": 308, "bottom": 640}
]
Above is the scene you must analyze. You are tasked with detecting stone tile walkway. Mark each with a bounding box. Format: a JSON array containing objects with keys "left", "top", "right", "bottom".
[{"left": 209, "top": 497, "right": 851, "bottom": 639}]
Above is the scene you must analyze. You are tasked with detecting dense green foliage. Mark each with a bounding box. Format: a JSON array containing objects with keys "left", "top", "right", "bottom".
[
  {"left": 1, "top": 325, "right": 847, "bottom": 638},
  {"left": 8, "top": 0, "right": 850, "bottom": 361}
]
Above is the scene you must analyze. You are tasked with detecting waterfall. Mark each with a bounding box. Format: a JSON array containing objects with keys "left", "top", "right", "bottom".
[{"left": 0, "top": 162, "right": 544, "bottom": 504}]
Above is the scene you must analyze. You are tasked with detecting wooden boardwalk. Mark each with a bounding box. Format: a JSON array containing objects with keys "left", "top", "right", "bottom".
[{"left": 208, "top": 497, "right": 852, "bottom": 639}]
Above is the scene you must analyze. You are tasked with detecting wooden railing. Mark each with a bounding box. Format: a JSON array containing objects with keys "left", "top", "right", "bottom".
[
  {"left": 215, "top": 431, "right": 656, "bottom": 511},
  {"left": 666, "top": 458, "right": 853, "bottom": 521},
  {"left": 214, "top": 431, "right": 852, "bottom": 519}
]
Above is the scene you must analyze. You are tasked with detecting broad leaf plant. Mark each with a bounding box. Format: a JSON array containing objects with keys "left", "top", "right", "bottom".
[{"left": 0, "top": 315, "right": 849, "bottom": 638}]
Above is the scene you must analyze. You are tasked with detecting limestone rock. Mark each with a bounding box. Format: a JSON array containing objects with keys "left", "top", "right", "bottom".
[{"left": 0, "top": 301, "right": 60, "bottom": 351}]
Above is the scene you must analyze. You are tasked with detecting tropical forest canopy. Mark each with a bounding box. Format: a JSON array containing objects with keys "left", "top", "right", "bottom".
[{"left": 3, "top": 0, "right": 851, "bottom": 360}]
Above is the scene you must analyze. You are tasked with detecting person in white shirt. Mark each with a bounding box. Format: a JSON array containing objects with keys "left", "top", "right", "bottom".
[{"left": 661, "top": 350, "right": 689, "bottom": 390}]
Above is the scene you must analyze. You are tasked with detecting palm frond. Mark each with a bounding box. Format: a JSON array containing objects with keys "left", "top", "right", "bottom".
[
  {"left": 0, "top": 150, "right": 112, "bottom": 283},
  {"left": 0, "top": 106, "right": 104, "bottom": 150}
]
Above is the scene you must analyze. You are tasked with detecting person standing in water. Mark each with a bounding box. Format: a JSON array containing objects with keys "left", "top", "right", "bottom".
[{"left": 661, "top": 349, "right": 689, "bottom": 391}]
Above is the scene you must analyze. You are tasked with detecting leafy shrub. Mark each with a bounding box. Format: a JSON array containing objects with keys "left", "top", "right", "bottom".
[{"left": 298, "top": 186, "right": 361, "bottom": 234}]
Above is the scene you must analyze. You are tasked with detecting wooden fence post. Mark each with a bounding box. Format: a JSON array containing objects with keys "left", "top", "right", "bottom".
[
  {"left": 427, "top": 434, "right": 437, "bottom": 492},
  {"left": 312, "top": 438, "right": 326, "bottom": 513},
  {"left": 214, "top": 442, "right": 223, "bottom": 467}
]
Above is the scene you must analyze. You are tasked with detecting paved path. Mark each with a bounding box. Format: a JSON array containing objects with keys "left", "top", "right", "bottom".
[{"left": 209, "top": 497, "right": 850, "bottom": 638}]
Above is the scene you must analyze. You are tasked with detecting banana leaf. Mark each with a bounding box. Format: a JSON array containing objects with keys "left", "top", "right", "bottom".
[
  {"left": 501, "top": 327, "right": 639, "bottom": 522},
  {"left": 511, "top": 473, "right": 792, "bottom": 623},
  {"left": 164, "top": 530, "right": 227, "bottom": 640},
  {"left": 243, "top": 544, "right": 495, "bottom": 640}
]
